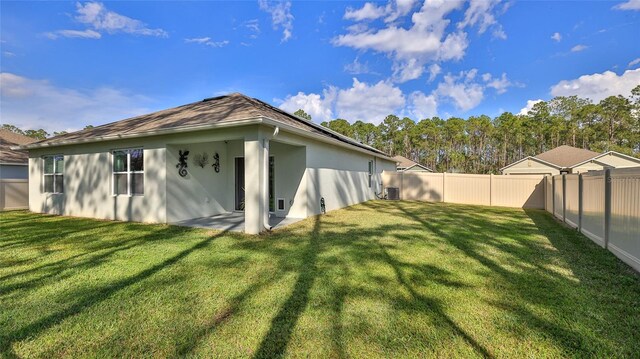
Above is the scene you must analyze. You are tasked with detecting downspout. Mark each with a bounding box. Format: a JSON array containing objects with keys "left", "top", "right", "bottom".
[{"left": 263, "top": 126, "right": 279, "bottom": 231}]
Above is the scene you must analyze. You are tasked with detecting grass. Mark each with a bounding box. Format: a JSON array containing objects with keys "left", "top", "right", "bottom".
[{"left": 1, "top": 201, "right": 639, "bottom": 358}]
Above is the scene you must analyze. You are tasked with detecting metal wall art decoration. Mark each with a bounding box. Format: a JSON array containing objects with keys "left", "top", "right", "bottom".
[
  {"left": 193, "top": 152, "right": 209, "bottom": 168},
  {"left": 176, "top": 150, "right": 189, "bottom": 177},
  {"left": 212, "top": 152, "right": 220, "bottom": 173}
]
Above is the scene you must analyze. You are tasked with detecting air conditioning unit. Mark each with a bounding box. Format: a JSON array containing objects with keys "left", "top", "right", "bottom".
[{"left": 386, "top": 187, "right": 400, "bottom": 200}]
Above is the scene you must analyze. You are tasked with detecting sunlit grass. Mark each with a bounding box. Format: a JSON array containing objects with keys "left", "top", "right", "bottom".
[{"left": 1, "top": 201, "right": 639, "bottom": 358}]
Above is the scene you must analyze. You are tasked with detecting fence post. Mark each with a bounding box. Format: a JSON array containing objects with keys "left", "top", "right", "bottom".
[
  {"left": 490, "top": 174, "right": 494, "bottom": 206},
  {"left": 604, "top": 169, "right": 611, "bottom": 249},
  {"left": 442, "top": 172, "right": 447, "bottom": 203},
  {"left": 562, "top": 174, "right": 566, "bottom": 223},
  {"left": 551, "top": 175, "right": 555, "bottom": 215},
  {"left": 578, "top": 173, "right": 583, "bottom": 232}
]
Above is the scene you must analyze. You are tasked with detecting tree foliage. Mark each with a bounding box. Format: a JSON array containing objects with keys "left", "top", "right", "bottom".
[
  {"left": 319, "top": 87, "right": 640, "bottom": 173},
  {"left": 293, "top": 109, "right": 312, "bottom": 121}
]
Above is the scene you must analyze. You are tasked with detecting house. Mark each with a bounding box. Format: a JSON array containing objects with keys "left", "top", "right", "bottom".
[
  {"left": 501, "top": 145, "right": 640, "bottom": 175},
  {"left": 1, "top": 129, "right": 36, "bottom": 179},
  {"left": 17, "top": 93, "right": 396, "bottom": 234},
  {"left": 393, "top": 155, "right": 432, "bottom": 172},
  {"left": 1, "top": 129, "right": 36, "bottom": 210}
]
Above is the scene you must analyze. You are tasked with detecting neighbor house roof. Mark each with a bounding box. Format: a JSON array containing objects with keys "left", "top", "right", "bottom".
[
  {"left": 534, "top": 145, "right": 601, "bottom": 168},
  {"left": 393, "top": 155, "right": 432, "bottom": 171},
  {"left": 18, "top": 93, "right": 391, "bottom": 158},
  {"left": 0, "top": 129, "right": 37, "bottom": 165}
]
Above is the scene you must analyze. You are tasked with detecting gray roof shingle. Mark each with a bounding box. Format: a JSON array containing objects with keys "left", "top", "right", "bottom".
[{"left": 25, "top": 93, "right": 389, "bottom": 157}]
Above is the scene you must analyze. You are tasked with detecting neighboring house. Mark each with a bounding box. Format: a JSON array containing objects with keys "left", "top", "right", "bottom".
[
  {"left": 501, "top": 145, "right": 640, "bottom": 175},
  {"left": 1, "top": 129, "right": 36, "bottom": 210},
  {"left": 393, "top": 155, "right": 432, "bottom": 172},
  {"left": 17, "top": 93, "right": 396, "bottom": 234}
]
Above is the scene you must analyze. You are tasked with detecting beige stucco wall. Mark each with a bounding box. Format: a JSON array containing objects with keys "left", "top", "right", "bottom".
[
  {"left": 502, "top": 158, "right": 560, "bottom": 175},
  {"left": 272, "top": 130, "right": 395, "bottom": 217},
  {"left": 28, "top": 124, "right": 394, "bottom": 229},
  {"left": 29, "top": 137, "right": 167, "bottom": 223},
  {"left": 573, "top": 153, "right": 640, "bottom": 173}
]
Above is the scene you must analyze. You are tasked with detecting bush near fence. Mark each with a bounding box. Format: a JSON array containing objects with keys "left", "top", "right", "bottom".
[{"left": 547, "top": 168, "right": 640, "bottom": 272}]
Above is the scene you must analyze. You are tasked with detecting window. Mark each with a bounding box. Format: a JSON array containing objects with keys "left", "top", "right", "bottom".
[
  {"left": 113, "top": 149, "right": 144, "bottom": 196},
  {"left": 368, "top": 160, "right": 374, "bottom": 188},
  {"left": 43, "top": 155, "right": 64, "bottom": 193}
]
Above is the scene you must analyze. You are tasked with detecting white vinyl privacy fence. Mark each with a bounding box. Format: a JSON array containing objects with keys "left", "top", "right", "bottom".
[
  {"left": 547, "top": 168, "right": 640, "bottom": 272},
  {"left": 382, "top": 172, "right": 545, "bottom": 208}
]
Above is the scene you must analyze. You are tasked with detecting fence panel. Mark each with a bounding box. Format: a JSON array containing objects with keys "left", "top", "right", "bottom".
[
  {"left": 401, "top": 172, "right": 444, "bottom": 201},
  {"left": 545, "top": 176, "right": 553, "bottom": 214},
  {"left": 492, "top": 174, "right": 545, "bottom": 208},
  {"left": 564, "top": 174, "right": 580, "bottom": 228},
  {"left": 607, "top": 168, "right": 640, "bottom": 272},
  {"left": 444, "top": 174, "right": 491, "bottom": 206},
  {"left": 0, "top": 179, "right": 29, "bottom": 211},
  {"left": 581, "top": 171, "right": 606, "bottom": 247},
  {"left": 553, "top": 175, "right": 564, "bottom": 220}
]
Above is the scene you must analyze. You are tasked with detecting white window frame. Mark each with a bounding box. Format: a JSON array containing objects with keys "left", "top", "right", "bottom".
[
  {"left": 42, "top": 154, "right": 64, "bottom": 194},
  {"left": 112, "top": 148, "right": 144, "bottom": 197}
]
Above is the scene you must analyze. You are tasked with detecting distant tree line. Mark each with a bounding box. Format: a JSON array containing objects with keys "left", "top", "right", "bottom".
[
  {"left": 5, "top": 86, "right": 639, "bottom": 174},
  {"left": 1, "top": 125, "right": 94, "bottom": 140},
  {"left": 299, "top": 85, "right": 640, "bottom": 174}
]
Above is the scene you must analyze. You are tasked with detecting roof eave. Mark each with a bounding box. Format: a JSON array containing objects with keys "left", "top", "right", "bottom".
[
  {"left": 569, "top": 150, "right": 640, "bottom": 168},
  {"left": 260, "top": 116, "right": 394, "bottom": 161},
  {"left": 14, "top": 118, "right": 264, "bottom": 150},
  {"left": 500, "top": 156, "right": 563, "bottom": 171}
]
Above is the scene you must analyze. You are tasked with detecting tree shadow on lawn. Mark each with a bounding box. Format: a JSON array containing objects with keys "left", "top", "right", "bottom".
[
  {"left": 4, "top": 203, "right": 639, "bottom": 357},
  {"left": 0, "top": 223, "right": 231, "bottom": 358},
  {"left": 223, "top": 210, "right": 494, "bottom": 358},
  {"left": 382, "top": 200, "right": 640, "bottom": 357}
]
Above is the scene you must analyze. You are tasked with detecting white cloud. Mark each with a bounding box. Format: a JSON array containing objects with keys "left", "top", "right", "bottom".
[
  {"left": 344, "top": 57, "right": 372, "bottom": 75},
  {"left": 245, "top": 19, "right": 261, "bottom": 38},
  {"left": 408, "top": 91, "right": 438, "bottom": 119},
  {"left": 279, "top": 87, "right": 337, "bottom": 123},
  {"left": 458, "top": 0, "right": 500, "bottom": 34},
  {"left": 184, "top": 37, "right": 229, "bottom": 47},
  {"left": 428, "top": 63, "right": 441, "bottom": 82},
  {"left": 334, "top": 0, "right": 508, "bottom": 83},
  {"left": 45, "top": 2, "right": 167, "bottom": 40},
  {"left": 344, "top": 3, "right": 388, "bottom": 21},
  {"left": 75, "top": 2, "right": 167, "bottom": 36},
  {"left": 518, "top": 99, "right": 543, "bottom": 115},
  {"left": 628, "top": 58, "right": 640, "bottom": 67},
  {"left": 0, "top": 72, "right": 152, "bottom": 133},
  {"left": 336, "top": 78, "right": 406, "bottom": 123},
  {"left": 483, "top": 72, "right": 512, "bottom": 94},
  {"left": 334, "top": 1, "right": 467, "bottom": 83},
  {"left": 571, "top": 44, "right": 588, "bottom": 52},
  {"left": 344, "top": 0, "right": 419, "bottom": 22},
  {"left": 258, "top": 0, "right": 294, "bottom": 42},
  {"left": 550, "top": 68, "right": 640, "bottom": 102},
  {"left": 278, "top": 78, "right": 405, "bottom": 124},
  {"left": 3, "top": 51, "right": 16, "bottom": 57},
  {"left": 45, "top": 29, "right": 102, "bottom": 39},
  {"left": 435, "top": 69, "right": 484, "bottom": 111},
  {"left": 551, "top": 32, "right": 562, "bottom": 42},
  {"left": 613, "top": 0, "right": 640, "bottom": 10}
]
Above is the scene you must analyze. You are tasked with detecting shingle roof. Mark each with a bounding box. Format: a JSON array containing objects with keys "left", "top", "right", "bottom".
[
  {"left": 0, "top": 129, "right": 36, "bottom": 164},
  {"left": 23, "top": 93, "right": 389, "bottom": 157},
  {"left": 392, "top": 155, "right": 431, "bottom": 170},
  {"left": 534, "top": 145, "right": 601, "bottom": 168}
]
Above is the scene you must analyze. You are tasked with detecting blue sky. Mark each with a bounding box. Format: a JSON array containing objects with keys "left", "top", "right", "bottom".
[{"left": 1, "top": 0, "right": 639, "bottom": 132}]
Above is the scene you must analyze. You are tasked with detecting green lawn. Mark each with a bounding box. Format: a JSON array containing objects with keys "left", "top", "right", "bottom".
[{"left": 1, "top": 201, "right": 639, "bottom": 358}]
